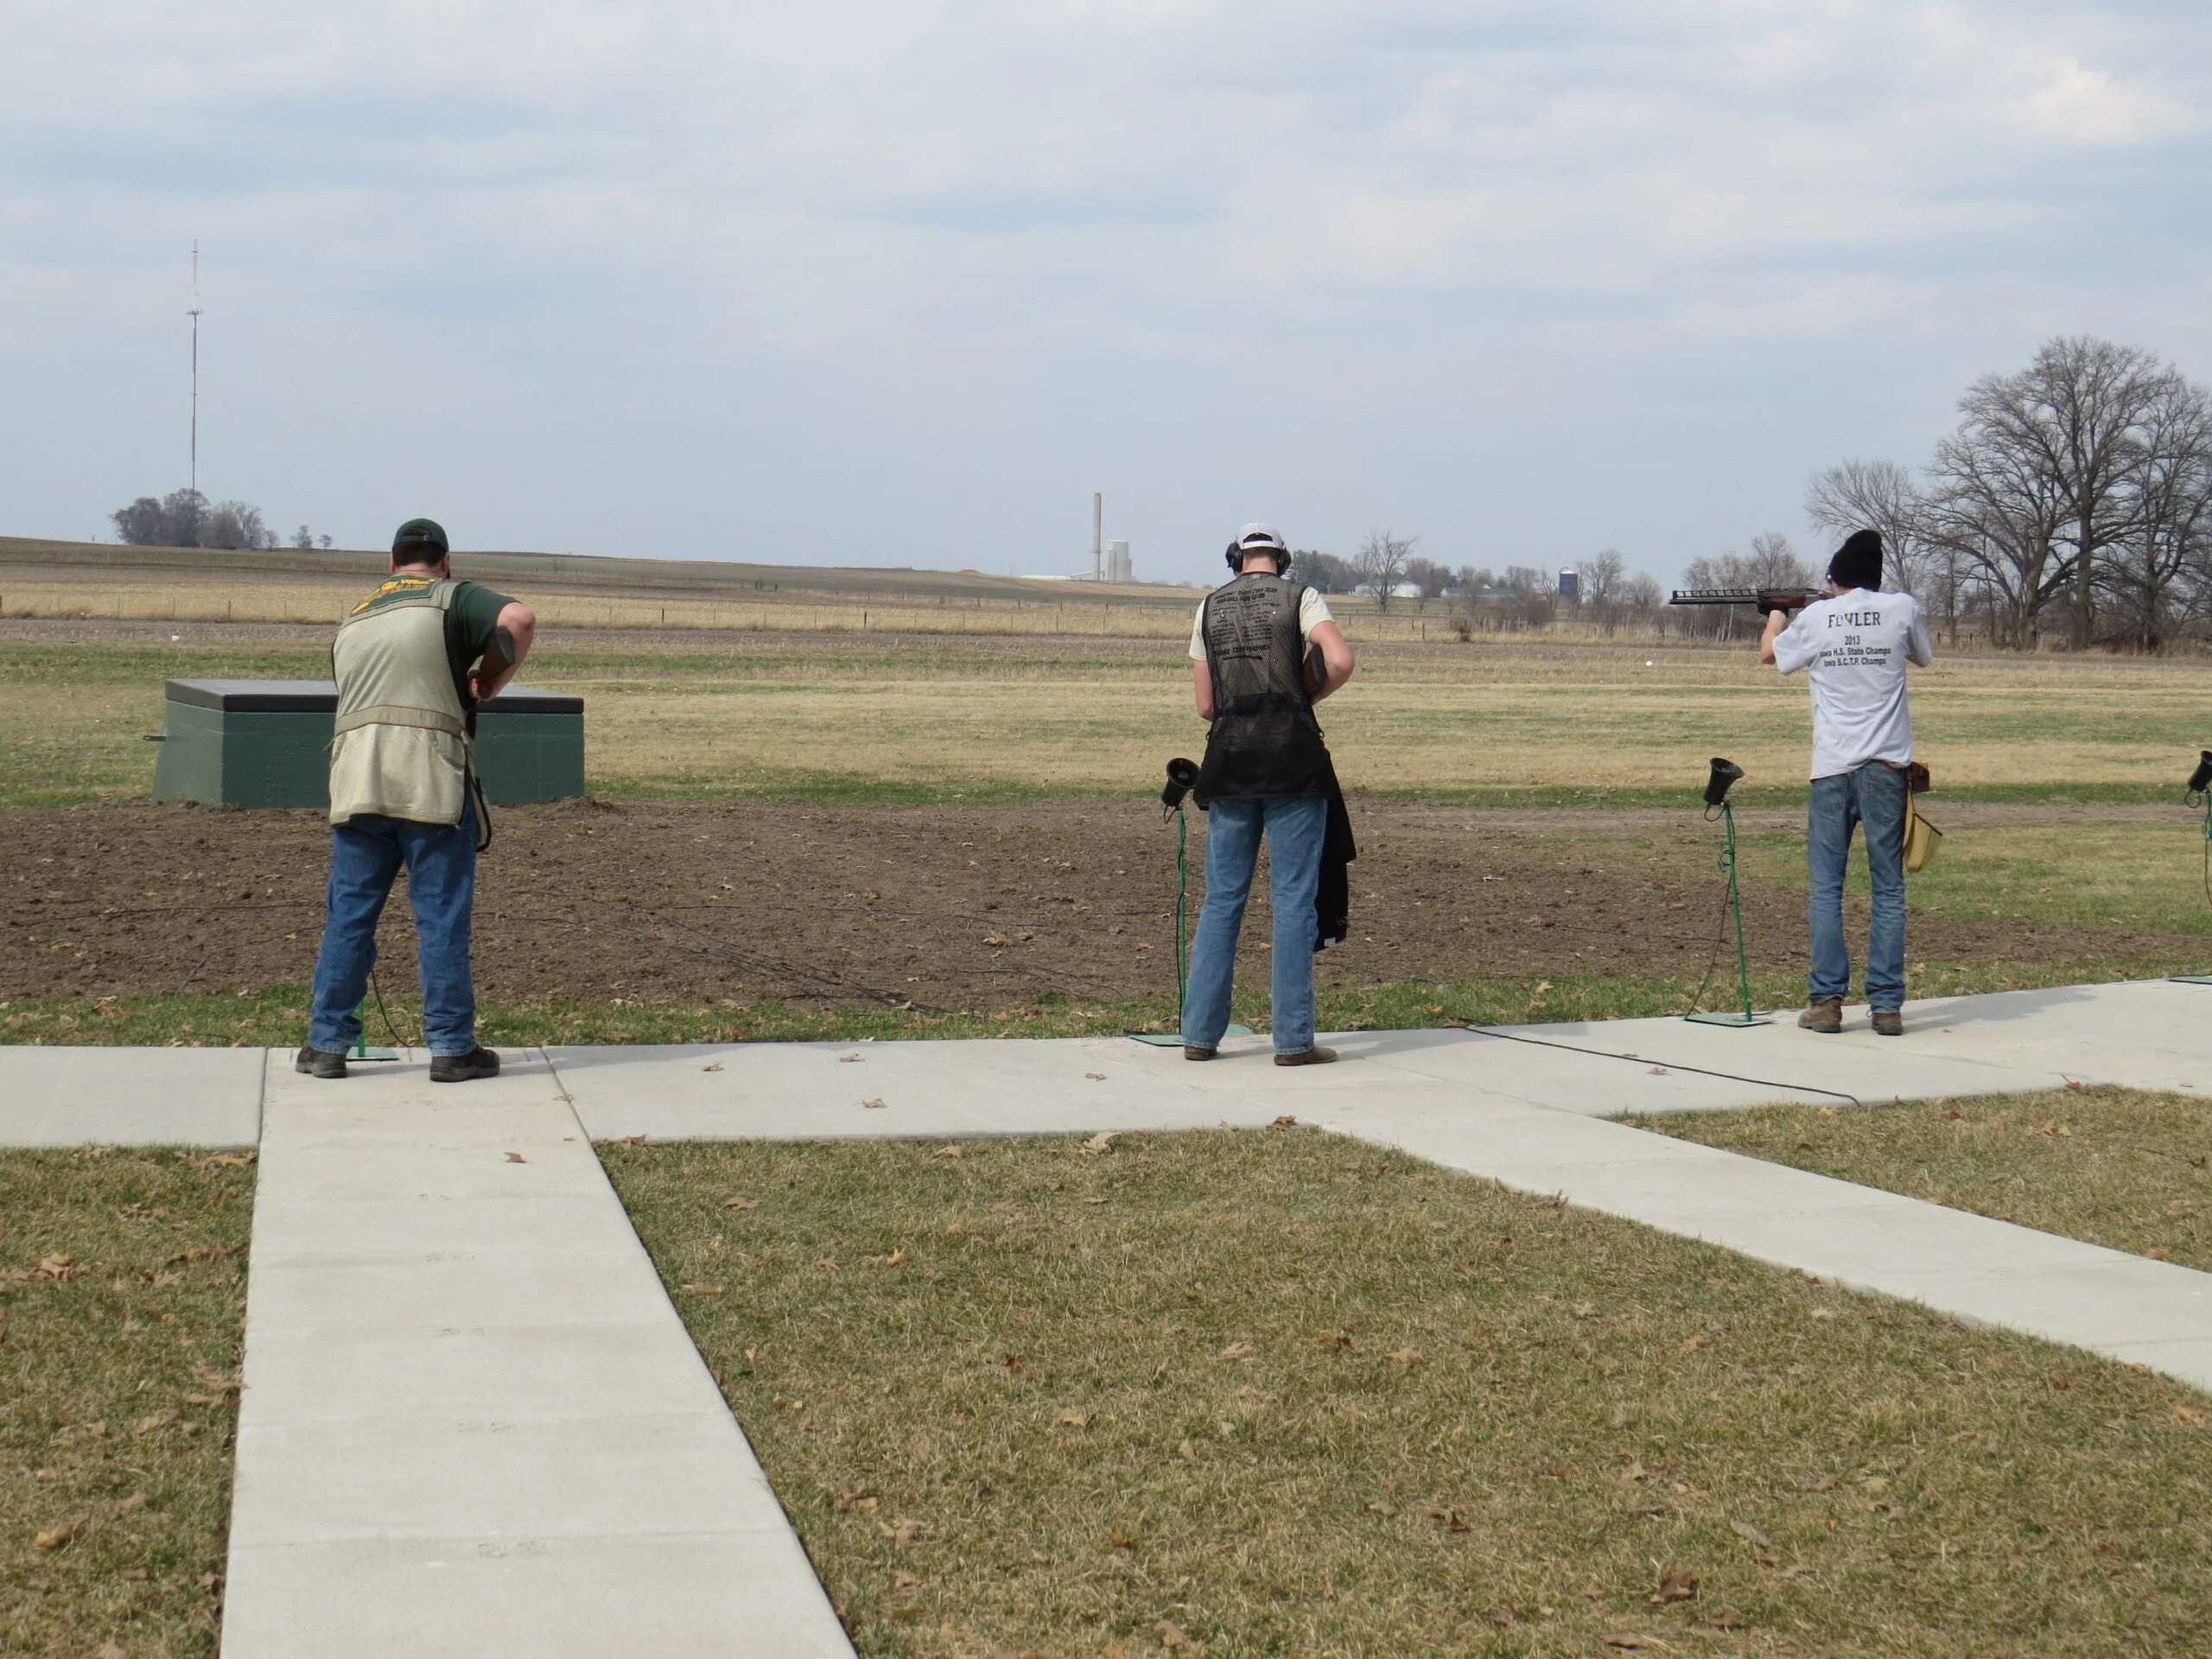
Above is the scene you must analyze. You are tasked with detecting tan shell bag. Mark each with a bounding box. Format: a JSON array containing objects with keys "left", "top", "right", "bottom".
[{"left": 1902, "top": 760, "right": 1941, "bottom": 874}]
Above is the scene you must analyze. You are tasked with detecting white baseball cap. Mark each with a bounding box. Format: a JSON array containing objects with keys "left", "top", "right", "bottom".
[{"left": 1236, "top": 523, "right": 1287, "bottom": 553}]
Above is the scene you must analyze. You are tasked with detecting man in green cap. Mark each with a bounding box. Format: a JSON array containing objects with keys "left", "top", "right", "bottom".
[{"left": 296, "top": 518, "right": 537, "bottom": 1080}]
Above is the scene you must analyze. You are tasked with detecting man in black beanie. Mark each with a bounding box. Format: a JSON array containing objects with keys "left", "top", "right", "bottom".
[{"left": 1758, "top": 530, "right": 1933, "bottom": 1035}]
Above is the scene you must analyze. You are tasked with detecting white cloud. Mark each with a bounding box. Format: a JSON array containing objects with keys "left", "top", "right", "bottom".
[{"left": 1, "top": 1, "right": 2209, "bottom": 581}]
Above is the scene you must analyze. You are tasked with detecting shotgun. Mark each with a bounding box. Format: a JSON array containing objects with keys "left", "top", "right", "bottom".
[{"left": 1669, "top": 587, "right": 1821, "bottom": 616}]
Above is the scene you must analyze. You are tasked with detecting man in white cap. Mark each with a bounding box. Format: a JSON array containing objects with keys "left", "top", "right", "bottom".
[{"left": 1181, "top": 524, "right": 1356, "bottom": 1065}]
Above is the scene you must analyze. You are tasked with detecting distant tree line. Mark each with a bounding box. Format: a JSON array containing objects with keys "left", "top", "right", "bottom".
[
  {"left": 1802, "top": 335, "right": 2212, "bottom": 652},
  {"left": 112, "top": 488, "right": 331, "bottom": 551},
  {"left": 1287, "top": 538, "right": 1664, "bottom": 635}
]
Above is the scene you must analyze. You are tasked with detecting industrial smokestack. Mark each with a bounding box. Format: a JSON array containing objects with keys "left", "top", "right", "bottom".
[{"left": 1092, "top": 492, "right": 1103, "bottom": 582}]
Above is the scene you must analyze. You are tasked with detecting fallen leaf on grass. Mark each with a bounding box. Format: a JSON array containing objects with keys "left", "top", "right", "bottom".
[
  {"left": 878, "top": 1249, "right": 906, "bottom": 1268},
  {"left": 1649, "top": 1565, "right": 1699, "bottom": 1605},
  {"left": 1081, "top": 1195, "right": 1108, "bottom": 1205},
  {"left": 1427, "top": 1507, "right": 1471, "bottom": 1532},
  {"left": 1058, "top": 1409, "right": 1095, "bottom": 1428},
  {"left": 1603, "top": 1637, "right": 1673, "bottom": 1652},
  {"left": 168, "top": 1244, "right": 230, "bottom": 1263},
  {"left": 813, "top": 1258, "right": 840, "bottom": 1271},
  {"left": 721, "top": 1197, "right": 760, "bottom": 1210},
  {"left": 1729, "top": 1519, "right": 1772, "bottom": 1548},
  {"left": 679, "top": 1283, "right": 725, "bottom": 1295},
  {"left": 1679, "top": 1335, "right": 1703, "bottom": 1353},
  {"left": 878, "top": 1517, "right": 923, "bottom": 1548},
  {"left": 1363, "top": 1499, "right": 1398, "bottom": 1516},
  {"left": 182, "top": 1393, "right": 235, "bottom": 1408},
  {"left": 2172, "top": 1402, "right": 2206, "bottom": 1427},
  {"left": 2145, "top": 1248, "right": 2173, "bottom": 1262},
  {"left": 33, "top": 1255, "right": 83, "bottom": 1281},
  {"left": 1311, "top": 1332, "right": 1355, "bottom": 1351},
  {"left": 132, "top": 1408, "right": 181, "bottom": 1436},
  {"left": 1155, "top": 1618, "right": 1196, "bottom": 1648},
  {"left": 932, "top": 1146, "right": 963, "bottom": 1159},
  {"left": 1217, "top": 1341, "right": 1256, "bottom": 1362},
  {"left": 1080, "top": 1133, "right": 1116, "bottom": 1154},
  {"left": 32, "top": 1522, "right": 76, "bottom": 1550},
  {"left": 1384, "top": 1347, "right": 1422, "bottom": 1363}
]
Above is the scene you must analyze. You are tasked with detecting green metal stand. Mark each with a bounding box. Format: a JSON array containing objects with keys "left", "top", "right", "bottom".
[
  {"left": 1130, "top": 803, "right": 1253, "bottom": 1046},
  {"left": 1685, "top": 800, "right": 1770, "bottom": 1027},
  {"left": 350, "top": 1002, "right": 400, "bottom": 1062},
  {"left": 2174, "top": 793, "right": 2212, "bottom": 985}
]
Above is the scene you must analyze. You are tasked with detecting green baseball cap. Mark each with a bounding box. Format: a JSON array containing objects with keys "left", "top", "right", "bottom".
[{"left": 391, "top": 518, "right": 449, "bottom": 559}]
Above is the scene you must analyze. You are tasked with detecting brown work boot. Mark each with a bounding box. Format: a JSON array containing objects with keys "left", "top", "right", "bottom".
[
  {"left": 1797, "top": 999, "right": 1843, "bottom": 1034},
  {"left": 1274, "top": 1046, "right": 1338, "bottom": 1067},
  {"left": 1183, "top": 1045, "right": 1217, "bottom": 1062},
  {"left": 1871, "top": 1009, "right": 1904, "bottom": 1037}
]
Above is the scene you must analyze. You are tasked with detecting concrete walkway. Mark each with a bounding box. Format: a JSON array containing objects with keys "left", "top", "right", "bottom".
[
  {"left": 219, "top": 1055, "right": 851, "bottom": 1659},
  {"left": 7, "top": 976, "right": 2212, "bottom": 1655}
]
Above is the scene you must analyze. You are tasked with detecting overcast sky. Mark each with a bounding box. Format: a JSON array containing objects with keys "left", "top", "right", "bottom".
[{"left": 4, "top": 1, "right": 2209, "bottom": 586}]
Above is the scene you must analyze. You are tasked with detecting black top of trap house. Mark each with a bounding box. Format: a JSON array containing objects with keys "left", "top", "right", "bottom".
[{"left": 163, "top": 678, "right": 582, "bottom": 715}]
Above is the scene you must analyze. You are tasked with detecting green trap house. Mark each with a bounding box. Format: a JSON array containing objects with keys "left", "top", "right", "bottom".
[{"left": 152, "top": 678, "right": 585, "bottom": 809}]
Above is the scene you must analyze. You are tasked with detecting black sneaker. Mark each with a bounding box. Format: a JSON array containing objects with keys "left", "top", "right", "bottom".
[
  {"left": 430, "top": 1046, "right": 502, "bottom": 1084},
  {"left": 295, "top": 1045, "right": 348, "bottom": 1080}
]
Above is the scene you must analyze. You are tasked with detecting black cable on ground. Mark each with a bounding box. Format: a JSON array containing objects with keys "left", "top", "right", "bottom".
[
  {"left": 1464, "top": 1023, "right": 1863, "bottom": 1107},
  {"left": 367, "top": 967, "right": 425, "bottom": 1052}
]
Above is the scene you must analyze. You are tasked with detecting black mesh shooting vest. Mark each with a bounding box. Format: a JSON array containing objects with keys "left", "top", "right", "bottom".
[{"left": 1193, "top": 573, "right": 1333, "bottom": 804}]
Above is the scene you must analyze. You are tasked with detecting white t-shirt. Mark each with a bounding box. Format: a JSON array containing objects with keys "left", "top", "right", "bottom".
[
  {"left": 1772, "top": 589, "right": 1935, "bottom": 779},
  {"left": 1188, "top": 580, "right": 1334, "bottom": 660}
]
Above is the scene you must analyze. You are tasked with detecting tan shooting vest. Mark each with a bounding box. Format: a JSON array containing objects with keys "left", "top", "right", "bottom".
[{"left": 327, "top": 578, "right": 469, "bottom": 826}]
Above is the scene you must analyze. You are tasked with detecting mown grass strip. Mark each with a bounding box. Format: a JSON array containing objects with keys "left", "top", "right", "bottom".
[
  {"left": 3, "top": 957, "right": 2202, "bottom": 1050},
  {"left": 0, "top": 1147, "right": 253, "bottom": 1657},
  {"left": 607, "top": 1131, "right": 2212, "bottom": 1658},
  {"left": 1635, "top": 1087, "right": 2212, "bottom": 1274}
]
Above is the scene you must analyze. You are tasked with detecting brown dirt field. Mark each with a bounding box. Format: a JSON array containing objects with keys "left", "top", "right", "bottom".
[{"left": 1, "top": 799, "right": 2186, "bottom": 1014}]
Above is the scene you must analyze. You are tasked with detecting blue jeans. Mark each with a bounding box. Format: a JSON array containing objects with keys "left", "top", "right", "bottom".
[
  {"left": 1807, "top": 763, "right": 1907, "bottom": 1011},
  {"left": 309, "top": 802, "right": 480, "bottom": 1056},
  {"left": 1181, "top": 795, "right": 1326, "bottom": 1054}
]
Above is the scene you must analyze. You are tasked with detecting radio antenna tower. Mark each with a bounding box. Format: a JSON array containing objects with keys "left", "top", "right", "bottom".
[{"left": 188, "top": 240, "right": 203, "bottom": 493}]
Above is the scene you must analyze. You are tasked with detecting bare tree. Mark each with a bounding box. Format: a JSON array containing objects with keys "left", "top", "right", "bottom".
[
  {"left": 201, "top": 500, "right": 273, "bottom": 550},
  {"left": 111, "top": 487, "right": 207, "bottom": 547},
  {"left": 1580, "top": 549, "right": 1625, "bottom": 606},
  {"left": 2102, "top": 377, "right": 2212, "bottom": 651},
  {"left": 1402, "top": 557, "right": 1451, "bottom": 601},
  {"left": 1805, "top": 456, "right": 1948, "bottom": 603},
  {"left": 1287, "top": 549, "right": 1354, "bottom": 594},
  {"left": 1943, "top": 338, "right": 2177, "bottom": 648},
  {"left": 1355, "top": 529, "right": 1415, "bottom": 611}
]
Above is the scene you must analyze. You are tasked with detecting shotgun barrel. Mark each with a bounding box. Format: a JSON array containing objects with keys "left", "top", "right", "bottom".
[{"left": 1669, "top": 587, "right": 1820, "bottom": 613}]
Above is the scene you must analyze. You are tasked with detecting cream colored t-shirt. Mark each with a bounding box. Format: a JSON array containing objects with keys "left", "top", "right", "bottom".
[{"left": 1188, "top": 581, "right": 1335, "bottom": 660}]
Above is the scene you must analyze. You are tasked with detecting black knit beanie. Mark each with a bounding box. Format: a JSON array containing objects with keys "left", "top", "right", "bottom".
[{"left": 1828, "top": 529, "right": 1881, "bottom": 592}]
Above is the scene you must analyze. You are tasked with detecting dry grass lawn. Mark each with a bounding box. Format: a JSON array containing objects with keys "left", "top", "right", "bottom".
[
  {"left": 0, "top": 1147, "right": 253, "bottom": 1657},
  {"left": 10, "top": 622, "right": 2212, "bottom": 805},
  {"left": 1634, "top": 1086, "right": 2212, "bottom": 1273},
  {"left": 607, "top": 1130, "right": 2212, "bottom": 1659}
]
